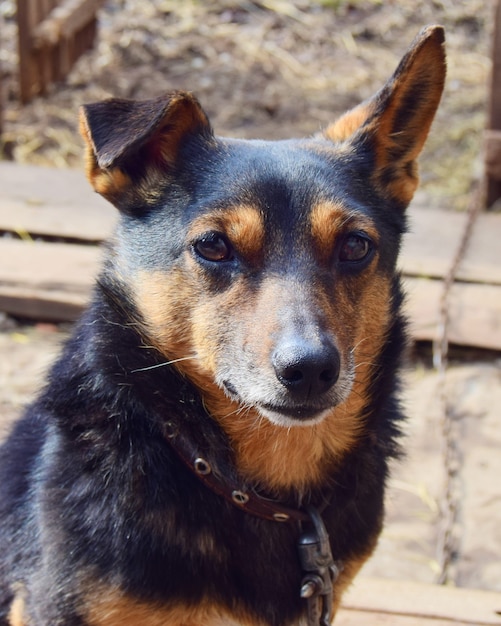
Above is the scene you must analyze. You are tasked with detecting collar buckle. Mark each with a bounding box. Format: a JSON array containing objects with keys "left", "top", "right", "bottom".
[{"left": 298, "top": 506, "right": 339, "bottom": 626}]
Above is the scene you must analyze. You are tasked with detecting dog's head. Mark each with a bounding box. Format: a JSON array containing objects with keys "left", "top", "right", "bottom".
[{"left": 80, "top": 27, "right": 445, "bottom": 486}]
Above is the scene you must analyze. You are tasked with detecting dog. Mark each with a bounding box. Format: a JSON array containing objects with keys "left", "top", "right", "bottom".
[{"left": 0, "top": 25, "right": 445, "bottom": 626}]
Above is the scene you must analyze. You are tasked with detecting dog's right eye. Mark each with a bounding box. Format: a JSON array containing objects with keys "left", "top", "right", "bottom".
[{"left": 193, "top": 233, "right": 233, "bottom": 263}]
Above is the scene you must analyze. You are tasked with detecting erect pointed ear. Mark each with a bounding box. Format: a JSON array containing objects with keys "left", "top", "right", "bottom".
[
  {"left": 324, "top": 25, "right": 446, "bottom": 207},
  {"left": 79, "top": 91, "right": 213, "bottom": 210}
]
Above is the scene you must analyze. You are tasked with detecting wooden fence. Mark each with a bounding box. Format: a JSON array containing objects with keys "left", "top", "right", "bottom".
[{"left": 17, "top": 0, "right": 103, "bottom": 104}]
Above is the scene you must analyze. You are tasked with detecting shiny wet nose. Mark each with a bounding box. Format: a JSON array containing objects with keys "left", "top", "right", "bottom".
[{"left": 272, "top": 339, "right": 340, "bottom": 400}]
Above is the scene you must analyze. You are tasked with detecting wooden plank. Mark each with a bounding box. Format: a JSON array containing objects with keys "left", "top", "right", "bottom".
[
  {"left": 0, "top": 197, "right": 115, "bottom": 242},
  {"left": 0, "top": 163, "right": 100, "bottom": 208},
  {"left": 0, "top": 239, "right": 98, "bottom": 321},
  {"left": 0, "top": 163, "right": 116, "bottom": 241},
  {"left": 0, "top": 239, "right": 100, "bottom": 292},
  {"left": 340, "top": 577, "right": 501, "bottom": 625},
  {"left": 337, "top": 609, "right": 493, "bottom": 626},
  {"left": 34, "top": 0, "right": 102, "bottom": 46},
  {"left": 0, "top": 286, "right": 87, "bottom": 321},
  {"left": 405, "top": 277, "right": 501, "bottom": 351},
  {"left": 401, "top": 206, "right": 501, "bottom": 286}
]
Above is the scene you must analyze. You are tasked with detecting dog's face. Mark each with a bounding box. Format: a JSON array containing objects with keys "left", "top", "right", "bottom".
[
  {"left": 80, "top": 26, "right": 445, "bottom": 485},
  {"left": 118, "top": 137, "right": 401, "bottom": 429}
]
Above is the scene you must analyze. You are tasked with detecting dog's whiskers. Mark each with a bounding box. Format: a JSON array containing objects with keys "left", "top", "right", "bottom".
[{"left": 130, "top": 356, "right": 195, "bottom": 373}]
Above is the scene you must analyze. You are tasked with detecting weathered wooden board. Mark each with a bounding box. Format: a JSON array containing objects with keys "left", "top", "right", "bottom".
[
  {"left": 405, "top": 277, "right": 501, "bottom": 350},
  {"left": 0, "top": 163, "right": 115, "bottom": 241},
  {"left": 0, "top": 239, "right": 99, "bottom": 321},
  {"left": 337, "top": 614, "right": 481, "bottom": 626},
  {"left": 0, "top": 239, "right": 101, "bottom": 292},
  {"left": 1, "top": 238, "right": 501, "bottom": 348},
  {"left": 338, "top": 576, "right": 501, "bottom": 625},
  {"left": 0, "top": 285, "right": 87, "bottom": 321},
  {"left": 17, "top": 0, "right": 102, "bottom": 103},
  {"left": 401, "top": 207, "right": 501, "bottom": 286},
  {"left": 337, "top": 614, "right": 484, "bottom": 626}
]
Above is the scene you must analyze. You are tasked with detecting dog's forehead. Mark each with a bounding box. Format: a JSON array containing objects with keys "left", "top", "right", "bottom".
[
  {"left": 214, "top": 137, "right": 347, "bottom": 205},
  {"left": 181, "top": 136, "right": 378, "bottom": 235}
]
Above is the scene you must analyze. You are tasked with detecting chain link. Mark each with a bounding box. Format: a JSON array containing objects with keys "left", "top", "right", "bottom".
[{"left": 432, "top": 183, "right": 483, "bottom": 584}]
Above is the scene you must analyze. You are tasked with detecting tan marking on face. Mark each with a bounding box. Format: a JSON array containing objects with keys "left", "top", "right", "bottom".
[
  {"left": 190, "top": 267, "right": 389, "bottom": 495},
  {"left": 309, "top": 199, "right": 391, "bottom": 459},
  {"left": 132, "top": 268, "right": 346, "bottom": 493},
  {"left": 132, "top": 268, "right": 243, "bottom": 424},
  {"left": 309, "top": 201, "right": 379, "bottom": 264},
  {"left": 84, "top": 587, "right": 260, "bottom": 626},
  {"left": 188, "top": 205, "right": 265, "bottom": 266},
  {"left": 309, "top": 201, "right": 348, "bottom": 263},
  {"left": 337, "top": 271, "right": 393, "bottom": 431},
  {"left": 234, "top": 256, "right": 392, "bottom": 493}
]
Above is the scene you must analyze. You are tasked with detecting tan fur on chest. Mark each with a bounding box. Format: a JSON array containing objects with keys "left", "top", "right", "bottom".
[{"left": 84, "top": 588, "right": 262, "bottom": 626}]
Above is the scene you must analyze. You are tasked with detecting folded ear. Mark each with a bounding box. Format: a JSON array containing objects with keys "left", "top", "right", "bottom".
[
  {"left": 324, "top": 25, "right": 446, "bottom": 207},
  {"left": 79, "top": 91, "right": 213, "bottom": 210}
]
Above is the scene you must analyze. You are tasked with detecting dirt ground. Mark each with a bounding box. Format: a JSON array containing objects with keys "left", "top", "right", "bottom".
[{"left": 1, "top": 0, "right": 500, "bottom": 595}]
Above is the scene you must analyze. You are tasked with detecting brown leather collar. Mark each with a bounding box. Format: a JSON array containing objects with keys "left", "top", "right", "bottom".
[
  {"left": 163, "top": 418, "right": 340, "bottom": 626},
  {"left": 164, "top": 420, "right": 310, "bottom": 523}
]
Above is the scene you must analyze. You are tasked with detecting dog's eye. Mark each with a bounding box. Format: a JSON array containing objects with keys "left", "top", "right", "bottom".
[
  {"left": 338, "top": 233, "right": 372, "bottom": 263},
  {"left": 193, "top": 233, "right": 233, "bottom": 262}
]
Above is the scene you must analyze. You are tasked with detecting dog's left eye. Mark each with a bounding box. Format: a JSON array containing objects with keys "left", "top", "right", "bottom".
[
  {"left": 193, "top": 233, "right": 233, "bottom": 262},
  {"left": 338, "top": 233, "right": 372, "bottom": 264}
]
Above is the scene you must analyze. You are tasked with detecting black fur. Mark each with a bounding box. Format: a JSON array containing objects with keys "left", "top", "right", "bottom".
[{"left": 0, "top": 270, "right": 405, "bottom": 626}]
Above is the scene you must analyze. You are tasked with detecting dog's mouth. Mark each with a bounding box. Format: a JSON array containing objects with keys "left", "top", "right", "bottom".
[
  {"left": 222, "top": 380, "right": 336, "bottom": 427},
  {"left": 259, "top": 402, "right": 332, "bottom": 421},
  {"left": 257, "top": 402, "right": 333, "bottom": 427}
]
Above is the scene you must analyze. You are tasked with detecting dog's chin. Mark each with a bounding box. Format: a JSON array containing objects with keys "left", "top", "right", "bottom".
[{"left": 256, "top": 405, "right": 333, "bottom": 428}]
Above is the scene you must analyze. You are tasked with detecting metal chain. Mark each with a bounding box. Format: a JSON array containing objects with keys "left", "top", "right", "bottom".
[{"left": 432, "top": 183, "right": 484, "bottom": 585}]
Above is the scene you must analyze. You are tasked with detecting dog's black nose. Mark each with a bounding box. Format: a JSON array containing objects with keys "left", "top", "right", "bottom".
[{"left": 272, "top": 339, "right": 340, "bottom": 399}]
